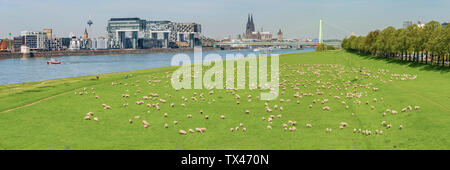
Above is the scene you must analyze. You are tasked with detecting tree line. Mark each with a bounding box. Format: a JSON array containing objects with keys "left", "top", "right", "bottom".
[{"left": 342, "top": 21, "right": 450, "bottom": 67}]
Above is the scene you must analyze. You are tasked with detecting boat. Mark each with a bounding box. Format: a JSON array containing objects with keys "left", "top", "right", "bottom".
[{"left": 47, "top": 59, "right": 61, "bottom": 65}]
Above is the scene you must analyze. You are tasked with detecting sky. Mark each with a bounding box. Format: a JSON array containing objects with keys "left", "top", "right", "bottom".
[{"left": 0, "top": 0, "right": 448, "bottom": 40}]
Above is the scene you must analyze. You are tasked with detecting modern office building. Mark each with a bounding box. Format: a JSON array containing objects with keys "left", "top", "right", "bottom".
[
  {"left": 106, "top": 17, "right": 201, "bottom": 49},
  {"left": 106, "top": 18, "right": 145, "bottom": 49},
  {"left": 20, "top": 31, "right": 48, "bottom": 50},
  {"left": 13, "top": 36, "right": 23, "bottom": 52}
]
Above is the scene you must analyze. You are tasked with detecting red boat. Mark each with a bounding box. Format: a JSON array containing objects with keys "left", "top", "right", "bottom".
[{"left": 47, "top": 59, "right": 61, "bottom": 65}]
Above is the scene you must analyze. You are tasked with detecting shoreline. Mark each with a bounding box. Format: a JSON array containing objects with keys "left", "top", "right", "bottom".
[{"left": 0, "top": 47, "right": 220, "bottom": 59}]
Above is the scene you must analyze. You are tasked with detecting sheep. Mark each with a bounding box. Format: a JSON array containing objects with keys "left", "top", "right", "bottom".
[
  {"left": 399, "top": 125, "right": 403, "bottom": 129},
  {"left": 387, "top": 124, "right": 392, "bottom": 129},
  {"left": 353, "top": 128, "right": 357, "bottom": 133},
  {"left": 289, "top": 127, "right": 297, "bottom": 131},
  {"left": 277, "top": 114, "right": 282, "bottom": 118},
  {"left": 93, "top": 117, "right": 99, "bottom": 122},
  {"left": 187, "top": 114, "right": 192, "bottom": 118},
  {"left": 230, "top": 128, "right": 234, "bottom": 132},
  {"left": 104, "top": 105, "right": 111, "bottom": 110},
  {"left": 391, "top": 110, "right": 398, "bottom": 114},
  {"left": 309, "top": 104, "right": 313, "bottom": 108},
  {"left": 240, "top": 123, "right": 244, "bottom": 127},
  {"left": 205, "top": 115, "right": 209, "bottom": 119},
  {"left": 142, "top": 120, "right": 150, "bottom": 126},
  {"left": 236, "top": 101, "right": 240, "bottom": 105},
  {"left": 414, "top": 106, "right": 420, "bottom": 110},
  {"left": 135, "top": 116, "right": 141, "bottom": 119},
  {"left": 95, "top": 96, "right": 99, "bottom": 99},
  {"left": 381, "top": 120, "right": 387, "bottom": 126},
  {"left": 379, "top": 130, "right": 383, "bottom": 135},
  {"left": 84, "top": 116, "right": 90, "bottom": 120},
  {"left": 242, "top": 128, "right": 247, "bottom": 132},
  {"left": 86, "top": 112, "right": 94, "bottom": 116},
  {"left": 292, "top": 121, "right": 297, "bottom": 126},
  {"left": 245, "top": 110, "right": 250, "bottom": 114},
  {"left": 195, "top": 128, "right": 202, "bottom": 133},
  {"left": 181, "top": 103, "right": 186, "bottom": 107},
  {"left": 267, "top": 125, "right": 272, "bottom": 130},
  {"left": 173, "top": 120, "right": 178, "bottom": 125},
  {"left": 339, "top": 125, "right": 344, "bottom": 130},
  {"left": 268, "top": 117, "right": 273, "bottom": 123},
  {"left": 164, "top": 113, "right": 168, "bottom": 117},
  {"left": 274, "top": 105, "right": 278, "bottom": 110},
  {"left": 188, "top": 129, "right": 195, "bottom": 133},
  {"left": 371, "top": 106, "right": 375, "bottom": 110},
  {"left": 164, "top": 123, "right": 169, "bottom": 128},
  {"left": 262, "top": 117, "right": 266, "bottom": 121},
  {"left": 200, "top": 110, "right": 203, "bottom": 114},
  {"left": 322, "top": 106, "right": 331, "bottom": 111},
  {"left": 179, "top": 130, "right": 187, "bottom": 135},
  {"left": 283, "top": 124, "right": 288, "bottom": 128},
  {"left": 306, "top": 123, "right": 312, "bottom": 128},
  {"left": 170, "top": 103, "right": 175, "bottom": 107},
  {"left": 266, "top": 108, "right": 273, "bottom": 112},
  {"left": 401, "top": 108, "right": 407, "bottom": 112},
  {"left": 220, "top": 115, "right": 225, "bottom": 119},
  {"left": 201, "top": 128, "right": 206, "bottom": 132},
  {"left": 129, "top": 119, "right": 133, "bottom": 124},
  {"left": 340, "top": 122, "right": 348, "bottom": 127},
  {"left": 235, "top": 127, "right": 239, "bottom": 131}
]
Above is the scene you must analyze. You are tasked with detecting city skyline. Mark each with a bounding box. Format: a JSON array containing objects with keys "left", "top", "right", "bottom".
[{"left": 0, "top": 0, "right": 448, "bottom": 40}]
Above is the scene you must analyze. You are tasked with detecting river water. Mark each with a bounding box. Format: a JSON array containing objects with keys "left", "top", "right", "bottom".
[{"left": 0, "top": 48, "right": 314, "bottom": 85}]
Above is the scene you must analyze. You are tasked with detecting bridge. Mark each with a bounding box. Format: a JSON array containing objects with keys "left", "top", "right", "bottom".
[
  {"left": 215, "top": 19, "right": 349, "bottom": 48},
  {"left": 214, "top": 41, "right": 342, "bottom": 47}
]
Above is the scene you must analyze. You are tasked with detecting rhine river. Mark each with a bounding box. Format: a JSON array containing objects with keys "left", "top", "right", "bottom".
[{"left": 0, "top": 48, "right": 314, "bottom": 85}]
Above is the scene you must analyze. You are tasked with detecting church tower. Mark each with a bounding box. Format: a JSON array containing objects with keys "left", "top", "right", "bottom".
[{"left": 245, "top": 13, "right": 255, "bottom": 36}]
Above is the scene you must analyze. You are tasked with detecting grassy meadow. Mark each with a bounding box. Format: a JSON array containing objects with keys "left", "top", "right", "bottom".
[{"left": 0, "top": 50, "right": 449, "bottom": 150}]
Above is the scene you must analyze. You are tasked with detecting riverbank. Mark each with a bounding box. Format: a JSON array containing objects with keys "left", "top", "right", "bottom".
[
  {"left": 0, "top": 47, "right": 220, "bottom": 59},
  {"left": 0, "top": 51, "right": 449, "bottom": 149}
]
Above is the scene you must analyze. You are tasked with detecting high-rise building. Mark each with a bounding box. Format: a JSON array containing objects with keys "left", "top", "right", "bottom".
[
  {"left": 20, "top": 31, "right": 48, "bottom": 50},
  {"left": 403, "top": 21, "right": 413, "bottom": 28},
  {"left": 43, "top": 29, "right": 52, "bottom": 39},
  {"left": 106, "top": 17, "right": 201, "bottom": 49}
]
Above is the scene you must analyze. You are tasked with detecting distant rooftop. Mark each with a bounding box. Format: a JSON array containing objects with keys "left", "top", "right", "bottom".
[{"left": 109, "top": 18, "right": 141, "bottom": 21}]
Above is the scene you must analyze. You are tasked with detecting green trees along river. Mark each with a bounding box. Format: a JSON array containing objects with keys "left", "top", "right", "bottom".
[{"left": 342, "top": 21, "right": 450, "bottom": 66}]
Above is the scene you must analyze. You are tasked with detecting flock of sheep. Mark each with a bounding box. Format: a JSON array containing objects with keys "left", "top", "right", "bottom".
[{"left": 77, "top": 63, "right": 420, "bottom": 138}]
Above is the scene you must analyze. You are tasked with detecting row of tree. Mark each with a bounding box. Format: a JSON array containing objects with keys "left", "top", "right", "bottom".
[{"left": 342, "top": 21, "right": 450, "bottom": 66}]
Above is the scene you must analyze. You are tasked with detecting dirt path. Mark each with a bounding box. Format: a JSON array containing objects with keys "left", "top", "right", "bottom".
[{"left": 0, "top": 91, "right": 70, "bottom": 114}]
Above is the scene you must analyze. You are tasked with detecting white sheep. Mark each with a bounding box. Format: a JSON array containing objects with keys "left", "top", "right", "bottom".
[
  {"left": 306, "top": 124, "right": 312, "bottom": 128},
  {"left": 267, "top": 125, "right": 272, "bottom": 130},
  {"left": 179, "top": 130, "right": 187, "bottom": 135}
]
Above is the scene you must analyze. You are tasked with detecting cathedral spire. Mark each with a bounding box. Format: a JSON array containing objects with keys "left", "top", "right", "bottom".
[{"left": 250, "top": 13, "right": 254, "bottom": 24}]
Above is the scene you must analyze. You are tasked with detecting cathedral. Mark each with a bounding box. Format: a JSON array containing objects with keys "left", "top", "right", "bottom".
[{"left": 243, "top": 14, "right": 272, "bottom": 41}]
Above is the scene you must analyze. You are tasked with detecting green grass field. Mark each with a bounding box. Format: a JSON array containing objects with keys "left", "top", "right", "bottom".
[{"left": 0, "top": 50, "right": 449, "bottom": 150}]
